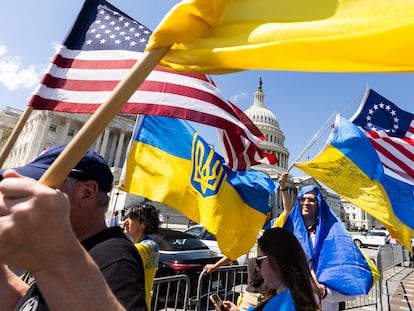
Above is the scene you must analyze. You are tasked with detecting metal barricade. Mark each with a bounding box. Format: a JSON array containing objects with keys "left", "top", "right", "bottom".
[
  {"left": 343, "top": 243, "right": 410, "bottom": 311},
  {"left": 343, "top": 282, "right": 379, "bottom": 310},
  {"left": 192, "top": 264, "right": 248, "bottom": 311},
  {"left": 152, "top": 274, "right": 191, "bottom": 311},
  {"left": 151, "top": 244, "right": 411, "bottom": 311}
]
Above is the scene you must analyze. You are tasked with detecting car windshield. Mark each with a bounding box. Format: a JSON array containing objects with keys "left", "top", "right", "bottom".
[
  {"left": 168, "top": 237, "right": 207, "bottom": 250},
  {"left": 204, "top": 231, "right": 216, "bottom": 241},
  {"left": 186, "top": 226, "right": 217, "bottom": 241},
  {"left": 185, "top": 227, "right": 203, "bottom": 237},
  {"left": 150, "top": 229, "right": 210, "bottom": 251}
]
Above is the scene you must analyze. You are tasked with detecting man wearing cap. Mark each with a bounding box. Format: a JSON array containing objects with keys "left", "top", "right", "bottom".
[{"left": 0, "top": 145, "right": 146, "bottom": 311}]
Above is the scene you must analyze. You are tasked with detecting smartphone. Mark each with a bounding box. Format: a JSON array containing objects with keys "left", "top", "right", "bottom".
[{"left": 209, "top": 293, "right": 226, "bottom": 311}]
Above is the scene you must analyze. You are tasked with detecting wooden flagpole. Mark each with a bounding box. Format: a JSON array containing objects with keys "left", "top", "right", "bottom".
[
  {"left": 0, "top": 106, "right": 34, "bottom": 167},
  {"left": 39, "top": 46, "right": 170, "bottom": 189}
]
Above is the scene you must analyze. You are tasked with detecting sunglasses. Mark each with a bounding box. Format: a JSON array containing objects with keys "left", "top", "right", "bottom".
[
  {"left": 256, "top": 256, "right": 268, "bottom": 268},
  {"left": 300, "top": 197, "right": 316, "bottom": 203}
]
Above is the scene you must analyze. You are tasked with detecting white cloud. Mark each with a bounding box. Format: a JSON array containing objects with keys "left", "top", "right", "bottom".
[
  {"left": 0, "top": 45, "right": 7, "bottom": 56},
  {"left": 0, "top": 44, "right": 42, "bottom": 91},
  {"left": 229, "top": 91, "right": 249, "bottom": 105}
]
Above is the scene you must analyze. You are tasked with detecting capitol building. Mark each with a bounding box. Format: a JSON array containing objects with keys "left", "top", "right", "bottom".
[{"left": 0, "top": 79, "right": 380, "bottom": 230}]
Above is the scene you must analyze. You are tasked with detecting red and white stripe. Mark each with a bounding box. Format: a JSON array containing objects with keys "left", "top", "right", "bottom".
[
  {"left": 364, "top": 119, "right": 414, "bottom": 183},
  {"left": 218, "top": 129, "right": 278, "bottom": 171},
  {"left": 28, "top": 47, "right": 271, "bottom": 170}
]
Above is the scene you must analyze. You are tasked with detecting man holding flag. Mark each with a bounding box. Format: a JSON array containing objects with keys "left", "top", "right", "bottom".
[
  {"left": 0, "top": 146, "right": 146, "bottom": 311},
  {"left": 275, "top": 173, "right": 379, "bottom": 311}
]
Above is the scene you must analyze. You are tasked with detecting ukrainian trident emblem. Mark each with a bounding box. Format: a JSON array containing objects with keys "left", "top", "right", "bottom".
[{"left": 191, "top": 133, "right": 225, "bottom": 197}]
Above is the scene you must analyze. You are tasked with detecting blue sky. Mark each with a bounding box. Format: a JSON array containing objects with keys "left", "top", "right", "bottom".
[{"left": 1, "top": 0, "right": 414, "bottom": 177}]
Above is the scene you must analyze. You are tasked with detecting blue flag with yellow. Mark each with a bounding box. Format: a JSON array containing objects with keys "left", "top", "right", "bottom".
[
  {"left": 284, "top": 185, "right": 379, "bottom": 296},
  {"left": 295, "top": 115, "right": 414, "bottom": 252},
  {"left": 119, "top": 115, "right": 276, "bottom": 260}
]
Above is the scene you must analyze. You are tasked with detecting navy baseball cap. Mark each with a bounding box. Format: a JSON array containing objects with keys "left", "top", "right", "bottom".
[{"left": 0, "top": 145, "right": 113, "bottom": 192}]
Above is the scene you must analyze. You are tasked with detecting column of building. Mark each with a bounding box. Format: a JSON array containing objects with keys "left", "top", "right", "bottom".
[{"left": 58, "top": 117, "right": 72, "bottom": 145}]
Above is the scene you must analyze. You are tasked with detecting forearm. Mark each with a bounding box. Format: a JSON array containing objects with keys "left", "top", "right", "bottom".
[
  {"left": 32, "top": 239, "right": 126, "bottom": 311},
  {"left": 0, "top": 265, "right": 29, "bottom": 311},
  {"left": 0, "top": 174, "right": 125, "bottom": 310},
  {"left": 204, "top": 256, "right": 233, "bottom": 273},
  {"left": 281, "top": 191, "right": 293, "bottom": 215},
  {"left": 213, "top": 256, "right": 233, "bottom": 268},
  {"left": 279, "top": 172, "right": 293, "bottom": 214}
]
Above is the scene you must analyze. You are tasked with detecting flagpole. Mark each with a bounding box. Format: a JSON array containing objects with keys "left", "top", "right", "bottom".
[
  {"left": 0, "top": 106, "right": 34, "bottom": 167},
  {"left": 288, "top": 90, "right": 366, "bottom": 171},
  {"left": 287, "top": 111, "right": 336, "bottom": 172},
  {"left": 39, "top": 46, "right": 170, "bottom": 188}
]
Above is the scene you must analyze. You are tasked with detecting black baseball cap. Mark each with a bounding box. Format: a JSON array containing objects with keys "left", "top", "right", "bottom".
[{"left": 0, "top": 144, "right": 113, "bottom": 192}]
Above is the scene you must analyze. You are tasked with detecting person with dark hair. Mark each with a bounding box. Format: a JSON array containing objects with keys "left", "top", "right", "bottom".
[
  {"left": 123, "top": 203, "right": 160, "bottom": 311},
  {"left": 204, "top": 208, "right": 275, "bottom": 310},
  {"left": 223, "top": 227, "right": 320, "bottom": 311},
  {"left": 204, "top": 237, "right": 266, "bottom": 311},
  {"left": 0, "top": 145, "right": 146, "bottom": 311}
]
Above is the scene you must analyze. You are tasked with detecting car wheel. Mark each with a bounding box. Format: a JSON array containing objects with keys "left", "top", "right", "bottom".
[{"left": 354, "top": 239, "right": 362, "bottom": 248}]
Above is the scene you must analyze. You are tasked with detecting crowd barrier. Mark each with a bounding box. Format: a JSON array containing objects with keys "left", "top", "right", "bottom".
[
  {"left": 152, "top": 244, "right": 409, "bottom": 311},
  {"left": 152, "top": 274, "right": 191, "bottom": 311},
  {"left": 344, "top": 243, "right": 408, "bottom": 311},
  {"left": 192, "top": 265, "right": 248, "bottom": 311},
  {"left": 152, "top": 264, "right": 247, "bottom": 311},
  {"left": 378, "top": 243, "right": 410, "bottom": 311}
]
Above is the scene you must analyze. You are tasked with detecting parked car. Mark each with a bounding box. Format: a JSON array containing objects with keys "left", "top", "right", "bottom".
[
  {"left": 352, "top": 230, "right": 389, "bottom": 248},
  {"left": 184, "top": 225, "right": 247, "bottom": 265},
  {"left": 149, "top": 228, "right": 232, "bottom": 308}
]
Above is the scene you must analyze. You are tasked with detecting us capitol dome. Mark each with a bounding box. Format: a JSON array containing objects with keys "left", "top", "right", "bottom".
[{"left": 244, "top": 78, "right": 290, "bottom": 178}]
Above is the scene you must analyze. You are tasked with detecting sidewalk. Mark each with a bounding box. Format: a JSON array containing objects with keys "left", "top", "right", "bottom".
[{"left": 382, "top": 265, "right": 414, "bottom": 310}]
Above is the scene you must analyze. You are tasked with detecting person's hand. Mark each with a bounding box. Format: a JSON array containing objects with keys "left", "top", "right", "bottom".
[
  {"left": 310, "top": 268, "right": 327, "bottom": 299},
  {"left": 278, "top": 172, "right": 288, "bottom": 188},
  {"left": 204, "top": 263, "right": 216, "bottom": 274},
  {"left": 223, "top": 300, "right": 238, "bottom": 311},
  {"left": 0, "top": 170, "right": 75, "bottom": 273}
]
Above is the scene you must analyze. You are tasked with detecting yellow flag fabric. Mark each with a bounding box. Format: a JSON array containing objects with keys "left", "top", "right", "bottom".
[
  {"left": 295, "top": 115, "right": 414, "bottom": 250},
  {"left": 119, "top": 115, "right": 276, "bottom": 260},
  {"left": 147, "top": 0, "right": 414, "bottom": 74}
]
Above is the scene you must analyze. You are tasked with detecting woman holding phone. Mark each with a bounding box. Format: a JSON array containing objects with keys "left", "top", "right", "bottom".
[{"left": 223, "top": 228, "right": 320, "bottom": 311}]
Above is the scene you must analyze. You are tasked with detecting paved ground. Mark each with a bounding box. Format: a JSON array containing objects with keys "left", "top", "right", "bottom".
[
  {"left": 342, "top": 266, "right": 413, "bottom": 311},
  {"left": 384, "top": 266, "right": 414, "bottom": 310}
]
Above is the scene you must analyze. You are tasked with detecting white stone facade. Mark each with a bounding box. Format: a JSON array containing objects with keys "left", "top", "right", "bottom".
[{"left": 0, "top": 107, "right": 135, "bottom": 188}]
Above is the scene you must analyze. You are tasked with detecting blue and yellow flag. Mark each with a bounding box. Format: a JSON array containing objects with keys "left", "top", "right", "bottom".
[
  {"left": 284, "top": 185, "right": 379, "bottom": 296},
  {"left": 119, "top": 115, "right": 276, "bottom": 260},
  {"left": 295, "top": 115, "right": 414, "bottom": 251},
  {"left": 147, "top": 0, "right": 414, "bottom": 73}
]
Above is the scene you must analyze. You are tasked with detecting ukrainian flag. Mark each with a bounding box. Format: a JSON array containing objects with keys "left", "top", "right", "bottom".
[
  {"left": 284, "top": 185, "right": 379, "bottom": 296},
  {"left": 119, "top": 115, "right": 275, "bottom": 260},
  {"left": 295, "top": 115, "right": 414, "bottom": 252},
  {"left": 148, "top": 0, "right": 414, "bottom": 74}
]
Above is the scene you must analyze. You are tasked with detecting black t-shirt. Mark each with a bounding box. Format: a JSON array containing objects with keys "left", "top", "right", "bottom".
[{"left": 13, "top": 227, "right": 146, "bottom": 311}]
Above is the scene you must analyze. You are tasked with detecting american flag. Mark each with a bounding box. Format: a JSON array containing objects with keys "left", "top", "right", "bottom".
[
  {"left": 28, "top": 0, "right": 276, "bottom": 170},
  {"left": 351, "top": 89, "right": 414, "bottom": 183}
]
